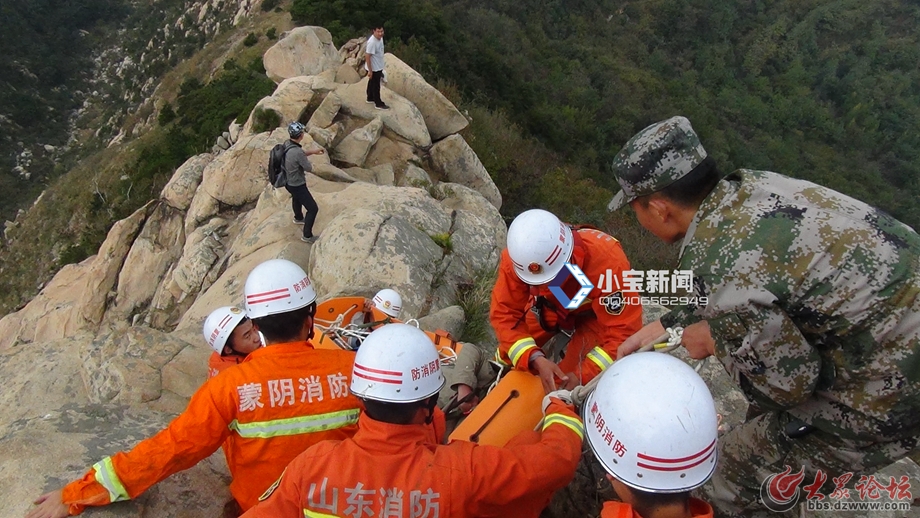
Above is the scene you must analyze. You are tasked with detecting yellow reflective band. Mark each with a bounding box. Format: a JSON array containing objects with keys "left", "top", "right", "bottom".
[
  {"left": 304, "top": 509, "right": 342, "bottom": 518},
  {"left": 492, "top": 349, "right": 510, "bottom": 367},
  {"left": 543, "top": 413, "right": 585, "bottom": 440},
  {"left": 92, "top": 457, "right": 130, "bottom": 503},
  {"left": 229, "top": 409, "right": 359, "bottom": 439},
  {"left": 259, "top": 468, "right": 285, "bottom": 501},
  {"left": 508, "top": 337, "right": 538, "bottom": 367},
  {"left": 586, "top": 347, "right": 614, "bottom": 371}
]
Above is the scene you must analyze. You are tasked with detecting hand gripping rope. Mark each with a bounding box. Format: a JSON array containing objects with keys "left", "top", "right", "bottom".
[{"left": 569, "top": 326, "right": 691, "bottom": 408}]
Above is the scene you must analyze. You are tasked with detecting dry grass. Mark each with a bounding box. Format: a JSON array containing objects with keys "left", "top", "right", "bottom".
[{"left": 456, "top": 266, "right": 498, "bottom": 347}]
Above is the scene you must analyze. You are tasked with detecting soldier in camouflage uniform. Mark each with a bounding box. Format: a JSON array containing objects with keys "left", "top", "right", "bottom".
[{"left": 608, "top": 116, "right": 920, "bottom": 516}]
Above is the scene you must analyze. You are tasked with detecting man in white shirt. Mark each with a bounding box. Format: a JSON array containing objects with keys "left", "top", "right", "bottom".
[{"left": 365, "top": 24, "right": 388, "bottom": 110}]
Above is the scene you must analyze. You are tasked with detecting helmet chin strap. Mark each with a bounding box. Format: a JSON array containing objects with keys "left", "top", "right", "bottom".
[{"left": 423, "top": 394, "right": 439, "bottom": 425}]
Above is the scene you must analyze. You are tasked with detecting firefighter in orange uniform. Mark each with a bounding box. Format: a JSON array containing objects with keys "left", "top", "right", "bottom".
[
  {"left": 26, "top": 259, "right": 361, "bottom": 518},
  {"left": 242, "top": 323, "right": 584, "bottom": 518},
  {"left": 204, "top": 305, "right": 263, "bottom": 378},
  {"left": 584, "top": 353, "right": 716, "bottom": 518},
  {"left": 491, "top": 209, "right": 643, "bottom": 393}
]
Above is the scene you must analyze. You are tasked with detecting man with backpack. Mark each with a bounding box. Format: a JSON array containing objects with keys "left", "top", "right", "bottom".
[{"left": 271, "top": 122, "right": 325, "bottom": 243}]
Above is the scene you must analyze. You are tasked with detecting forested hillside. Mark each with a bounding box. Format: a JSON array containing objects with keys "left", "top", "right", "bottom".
[
  {"left": 292, "top": 0, "right": 920, "bottom": 228},
  {"left": 0, "top": 0, "right": 281, "bottom": 314},
  {"left": 0, "top": 0, "right": 126, "bottom": 220},
  {"left": 0, "top": 0, "right": 262, "bottom": 223},
  {"left": 2, "top": 0, "right": 918, "bottom": 315}
]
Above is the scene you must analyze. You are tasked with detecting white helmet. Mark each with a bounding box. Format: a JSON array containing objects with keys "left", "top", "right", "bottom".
[
  {"left": 351, "top": 324, "right": 445, "bottom": 403},
  {"left": 372, "top": 289, "right": 402, "bottom": 318},
  {"left": 583, "top": 353, "right": 718, "bottom": 493},
  {"left": 507, "top": 209, "right": 574, "bottom": 285},
  {"left": 203, "top": 306, "right": 247, "bottom": 354},
  {"left": 244, "top": 259, "right": 317, "bottom": 319}
]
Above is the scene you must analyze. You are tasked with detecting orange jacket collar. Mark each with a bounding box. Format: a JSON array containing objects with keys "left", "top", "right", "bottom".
[
  {"left": 352, "top": 413, "right": 437, "bottom": 454},
  {"left": 243, "top": 340, "right": 315, "bottom": 362}
]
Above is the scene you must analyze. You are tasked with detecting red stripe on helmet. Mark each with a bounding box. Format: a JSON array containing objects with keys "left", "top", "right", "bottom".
[
  {"left": 218, "top": 315, "right": 233, "bottom": 328},
  {"left": 246, "top": 288, "right": 290, "bottom": 301},
  {"left": 354, "top": 363, "right": 403, "bottom": 385},
  {"left": 354, "top": 371, "right": 403, "bottom": 384},
  {"left": 635, "top": 440, "right": 716, "bottom": 472},
  {"left": 354, "top": 363, "right": 402, "bottom": 376},
  {"left": 636, "top": 439, "right": 716, "bottom": 463},
  {"left": 545, "top": 245, "right": 562, "bottom": 265},
  {"left": 246, "top": 288, "right": 291, "bottom": 304}
]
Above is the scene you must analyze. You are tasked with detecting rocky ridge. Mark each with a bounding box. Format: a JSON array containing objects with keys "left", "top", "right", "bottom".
[
  {"left": 2, "top": 25, "right": 917, "bottom": 518},
  {"left": 0, "top": 27, "right": 501, "bottom": 516}
]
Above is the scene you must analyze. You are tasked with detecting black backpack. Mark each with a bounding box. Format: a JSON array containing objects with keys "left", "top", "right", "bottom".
[{"left": 268, "top": 141, "right": 298, "bottom": 188}]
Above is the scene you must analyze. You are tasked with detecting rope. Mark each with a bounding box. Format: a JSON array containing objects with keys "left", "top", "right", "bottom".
[
  {"left": 403, "top": 318, "right": 420, "bottom": 328},
  {"left": 438, "top": 346, "right": 458, "bottom": 366},
  {"left": 313, "top": 304, "right": 358, "bottom": 327},
  {"left": 570, "top": 326, "right": 686, "bottom": 407}
]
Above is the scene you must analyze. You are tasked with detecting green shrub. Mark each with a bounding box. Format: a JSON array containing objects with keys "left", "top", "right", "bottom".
[
  {"left": 407, "top": 177, "right": 431, "bottom": 189},
  {"left": 157, "top": 102, "right": 176, "bottom": 125},
  {"left": 243, "top": 32, "right": 258, "bottom": 47},
  {"left": 429, "top": 232, "right": 453, "bottom": 253},
  {"left": 174, "top": 58, "right": 274, "bottom": 147},
  {"left": 266, "top": 27, "right": 277, "bottom": 40},
  {"left": 261, "top": 0, "right": 279, "bottom": 11},
  {"left": 252, "top": 107, "right": 282, "bottom": 133}
]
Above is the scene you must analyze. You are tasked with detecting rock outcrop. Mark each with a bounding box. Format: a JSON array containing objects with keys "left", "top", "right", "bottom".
[
  {"left": 1, "top": 25, "right": 508, "bottom": 511},
  {"left": 430, "top": 135, "right": 502, "bottom": 209},
  {"left": 382, "top": 53, "right": 468, "bottom": 140},
  {"left": 1, "top": 404, "right": 230, "bottom": 517},
  {"left": 262, "top": 27, "right": 340, "bottom": 83}
]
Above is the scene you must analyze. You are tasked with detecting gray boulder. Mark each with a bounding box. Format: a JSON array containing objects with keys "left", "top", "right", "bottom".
[
  {"left": 161, "top": 154, "right": 212, "bottom": 211},
  {"left": 383, "top": 53, "right": 468, "bottom": 140},
  {"left": 332, "top": 117, "right": 384, "bottom": 167},
  {"left": 430, "top": 134, "right": 502, "bottom": 209},
  {"left": 263, "top": 27, "right": 340, "bottom": 83}
]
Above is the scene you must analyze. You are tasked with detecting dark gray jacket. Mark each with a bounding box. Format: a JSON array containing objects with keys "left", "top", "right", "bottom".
[{"left": 283, "top": 139, "right": 312, "bottom": 187}]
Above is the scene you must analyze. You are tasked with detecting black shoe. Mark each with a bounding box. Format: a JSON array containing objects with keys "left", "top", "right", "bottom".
[
  {"left": 375, "top": 103, "right": 390, "bottom": 110},
  {"left": 366, "top": 99, "right": 375, "bottom": 104}
]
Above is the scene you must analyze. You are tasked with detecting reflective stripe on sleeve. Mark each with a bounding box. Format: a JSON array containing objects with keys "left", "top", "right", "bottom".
[
  {"left": 91, "top": 457, "right": 130, "bottom": 503},
  {"left": 586, "top": 346, "right": 614, "bottom": 372},
  {"left": 229, "top": 409, "right": 359, "bottom": 439},
  {"left": 304, "top": 509, "right": 342, "bottom": 518},
  {"left": 543, "top": 413, "right": 585, "bottom": 440},
  {"left": 508, "top": 337, "right": 538, "bottom": 367},
  {"left": 492, "top": 349, "right": 510, "bottom": 367}
]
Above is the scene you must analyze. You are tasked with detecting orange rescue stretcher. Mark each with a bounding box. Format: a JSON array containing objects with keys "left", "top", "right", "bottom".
[
  {"left": 312, "top": 297, "right": 462, "bottom": 359},
  {"left": 448, "top": 370, "right": 545, "bottom": 447}
]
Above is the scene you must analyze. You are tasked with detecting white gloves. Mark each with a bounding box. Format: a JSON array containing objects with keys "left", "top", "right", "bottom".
[{"left": 542, "top": 389, "right": 574, "bottom": 413}]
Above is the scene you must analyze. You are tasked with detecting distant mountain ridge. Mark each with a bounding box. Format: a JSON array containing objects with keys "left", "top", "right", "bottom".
[{"left": 0, "top": 0, "right": 261, "bottom": 223}]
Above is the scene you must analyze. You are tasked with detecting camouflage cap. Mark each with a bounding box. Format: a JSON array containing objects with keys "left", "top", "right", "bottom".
[{"left": 607, "top": 116, "right": 708, "bottom": 211}]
